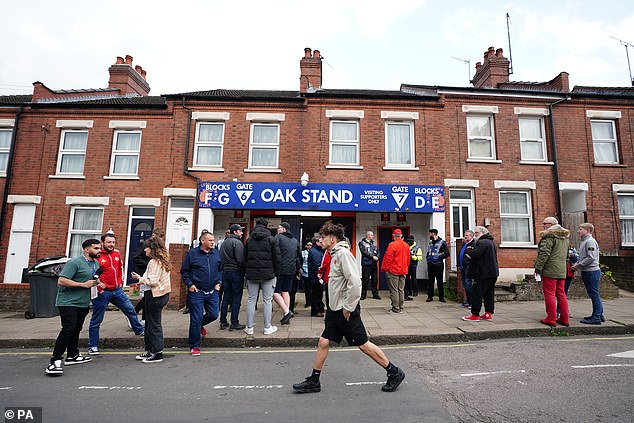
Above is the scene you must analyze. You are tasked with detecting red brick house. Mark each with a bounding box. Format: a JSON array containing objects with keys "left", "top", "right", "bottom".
[{"left": 0, "top": 47, "right": 632, "bottom": 292}]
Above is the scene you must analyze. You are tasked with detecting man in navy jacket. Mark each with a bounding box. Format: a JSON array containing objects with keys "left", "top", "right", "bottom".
[{"left": 181, "top": 231, "right": 222, "bottom": 356}]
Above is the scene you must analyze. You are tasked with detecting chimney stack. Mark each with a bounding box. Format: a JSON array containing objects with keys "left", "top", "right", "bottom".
[
  {"left": 471, "top": 46, "right": 510, "bottom": 88},
  {"left": 299, "top": 47, "right": 323, "bottom": 93},
  {"left": 108, "top": 54, "right": 150, "bottom": 95}
]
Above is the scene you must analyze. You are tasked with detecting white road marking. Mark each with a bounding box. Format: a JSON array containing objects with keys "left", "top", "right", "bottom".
[
  {"left": 0, "top": 387, "right": 12, "bottom": 390},
  {"left": 345, "top": 381, "right": 384, "bottom": 386},
  {"left": 78, "top": 386, "right": 142, "bottom": 390},
  {"left": 607, "top": 350, "right": 634, "bottom": 358},
  {"left": 572, "top": 364, "right": 634, "bottom": 369},
  {"left": 212, "top": 385, "right": 283, "bottom": 390},
  {"left": 460, "top": 370, "right": 526, "bottom": 377}
]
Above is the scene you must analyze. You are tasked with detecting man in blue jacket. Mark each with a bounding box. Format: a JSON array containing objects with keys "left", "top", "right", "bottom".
[{"left": 181, "top": 231, "right": 222, "bottom": 356}]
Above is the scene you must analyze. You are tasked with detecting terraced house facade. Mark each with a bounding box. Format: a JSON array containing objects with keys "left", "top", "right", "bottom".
[{"left": 0, "top": 47, "right": 632, "bottom": 291}]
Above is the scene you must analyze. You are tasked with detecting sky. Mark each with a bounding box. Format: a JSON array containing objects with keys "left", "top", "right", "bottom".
[{"left": 1, "top": 0, "right": 634, "bottom": 96}]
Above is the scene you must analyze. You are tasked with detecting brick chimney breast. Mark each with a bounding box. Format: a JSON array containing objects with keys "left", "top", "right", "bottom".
[
  {"left": 108, "top": 54, "right": 150, "bottom": 96},
  {"left": 299, "top": 47, "right": 322, "bottom": 93},
  {"left": 472, "top": 46, "right": 510, "bottom": 89}
]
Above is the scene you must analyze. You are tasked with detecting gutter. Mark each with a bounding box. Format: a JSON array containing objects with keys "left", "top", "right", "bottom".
[
  {"left": 547, "top": 96, "right": 570, "bottom": 221},
  {"left": 0, "top": 106, "right": 23, "bottom": 249},
  {"left": 181, "top": 97, "right": 200, "bottom": 239}
]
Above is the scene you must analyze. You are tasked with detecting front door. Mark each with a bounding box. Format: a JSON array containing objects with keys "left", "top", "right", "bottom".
[
  {"left": 166, "top": 198, "right": 194, "bottom": 247},
  {"left": 4, "top": 204, "right": 36, "bottom": 283}
]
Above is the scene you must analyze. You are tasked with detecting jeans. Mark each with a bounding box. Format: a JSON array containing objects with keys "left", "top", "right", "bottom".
[
  {"left": 471, "top": 277, "right": 496, "bottom": 316},
  {"left": 542, "top": 276, "right": 568, "bottom": 323},
  {"left": 89, "top": 287, "right": 144, "bottom": 348},
  {"left": 460, "top": 268, "right": 473, "bottom": 306},
  {"left": 582, "top": 270, "right": 603, "bottom": 320},
  {"left": 387, "top": 273, "right": 405, "bottom": 310},
  {"left": 144, "top": 291, "right": 169, "bottom": 354},
  {"left": 220, "top": 270, "right": 245, "bottom": 326},
  {"left": 246, "top": 278, "right": 275, "bottom": 329},
  {"left": 187, "top": 289, "right": 219, "bottom": 348},
  {"left": 53, "top": 306, "right": 89, "bottom": 360},
  {"left": 427, "top": 263, "right": 445, "bottom": 300}
]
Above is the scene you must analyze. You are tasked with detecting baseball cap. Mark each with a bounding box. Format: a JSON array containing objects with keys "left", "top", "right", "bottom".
[
  {"left": 229, "top": 224, "right": 244, "bottom": 233},
  {"left": 392, "top": 228, "right": 402, "bottom": 235}
]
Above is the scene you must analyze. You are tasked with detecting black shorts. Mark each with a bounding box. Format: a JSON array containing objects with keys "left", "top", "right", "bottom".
[
  {"left": 274, "top": 274, "right": 293, "bottom": 293},
  {"left": 321, "top": 304, "right": 368, "bottom": 346}
]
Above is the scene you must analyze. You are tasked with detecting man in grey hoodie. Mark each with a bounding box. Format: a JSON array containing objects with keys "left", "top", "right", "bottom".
[
  {"left": 571, "top": 223, "right": 604, "bottom": 325},
  {"left": 293, "top": 222, "right": 405, "bottom": 394}
]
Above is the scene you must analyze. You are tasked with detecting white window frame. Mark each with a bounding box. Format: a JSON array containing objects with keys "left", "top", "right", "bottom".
[
  {"left": 618, "top": 193, "right": 634, "bottom": 247},
  {"left": 109, "top": 130, "right": 142, "bottom": 176},
  {"left": 66, "top": 207, "right": 104, "bottom": 257},
  {"left": 499, "top": 190, "right": 534, "bottom": 246},
  {"left": 329, "top": 120, "right": 360, "bottom": 166},
  {"left": 591, "top": 119, "right": 619, "bottom": 164},
  {"left": 193, "top": 121, "right": 225, "bottom": 168},
  {"left": 518, "top": 116, "right": 547, "bottom": 162},
  {"left": 248, "top": 122, "right": 280, "bottom": 169},
  {"left": 0, "top": 127, "right": 12, "bottom": 176},
  {"left": 384, "top": 120, "right": 415, "bottom": 168},
  {"left": 449, "top": 189, "right": 476, "bottom": 243},
  {"left": 56, "top": 129, "right": 89, "bottom": 175},
  {"left": 467, "top": 114, "right": 496, "bottom": 160}
]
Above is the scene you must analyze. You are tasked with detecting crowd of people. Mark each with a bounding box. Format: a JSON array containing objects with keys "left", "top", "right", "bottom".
[{"left": 45, "top": 217, "right": 605, "bottom": 394}]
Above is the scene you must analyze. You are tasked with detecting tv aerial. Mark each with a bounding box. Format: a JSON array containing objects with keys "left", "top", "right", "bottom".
[
  {"left": 451, "top": 56, "right": 471, "bottom": 83},
  {"left": 611, "top": 36, "right": 634, "bottom": 86}
]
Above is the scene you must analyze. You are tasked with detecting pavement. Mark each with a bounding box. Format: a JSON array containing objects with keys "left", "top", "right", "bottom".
[{"left": 2, "top": 290, "right": 634, "bottom": 350}]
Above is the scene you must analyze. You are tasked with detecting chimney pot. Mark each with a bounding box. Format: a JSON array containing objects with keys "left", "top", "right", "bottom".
[
  {"left": 495, "top": 48, "right": 504, "bottom": 58},
  {"left": 475, "top": 61, "right": 482, "bottom": 70},
  {"left": 125, "top": 55, "right": 133, "bottom": 65},
  {"left": 116, "top": 56, "right": 125, "bottom": 64},
  {"left": 135, "top": 65, "right": 142, "bottom": 73},
  {"left": 313, "top": 50, "right": 320, "bottom": 58},
  {"left": 304, "top": 47, "right": 312, "bottom": 58},
  {"left": 141, "top": 70, "right": 147, "bottom": 79}
]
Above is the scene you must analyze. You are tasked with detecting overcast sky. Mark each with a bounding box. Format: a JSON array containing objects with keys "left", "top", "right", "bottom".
[{"left": 1, "top": 0, "right": 633, "bottom": 96}]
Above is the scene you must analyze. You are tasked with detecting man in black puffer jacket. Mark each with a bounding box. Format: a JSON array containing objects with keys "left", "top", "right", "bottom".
[
  {"left": 243, "top": 217, "right": 281, "bottom": 336},
  {"left": 462, "top": 226, "right": 498, "bottom": 322}
]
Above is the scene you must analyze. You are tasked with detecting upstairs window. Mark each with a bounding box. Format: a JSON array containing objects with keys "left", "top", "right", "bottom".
[
  {"left": 519, "top": 117, "right": 547, "bottom": 161},
  {"left": 385, "top": 121, "right": 414, "bottom": 167},
  {"left": 591, "top": 119, "right": 619, "bottom": 164},
  {"left": 57, "top": 130, "right": 88, "bottom": 175},
  {"left": 330, "top": 120, "right": 359, "bottom": 165},
  {"left": 194, "top": 122, "right": 224, "bottom": 167},
  {"left": 249, "top": 123, "right": 279, "bottom": 168},
  {"left": 110, "top": 130, "right": 141, "bottom": 175},
  {"left": 0, "top": 127, "right": 12, "bottom": 175},
  {"left": 467, "top": 115, "right": 496, "bottom": 159}
]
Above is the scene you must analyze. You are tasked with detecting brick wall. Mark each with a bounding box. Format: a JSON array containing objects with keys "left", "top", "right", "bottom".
[
  {"left": 167, "top": 244, "right": 189, "bottom": 310},
  {"left": 601, "top": 256, "right": 634, "bottom": 292},
  {"left": 0, "top": 283, "right": 30, "bottom": 312}
]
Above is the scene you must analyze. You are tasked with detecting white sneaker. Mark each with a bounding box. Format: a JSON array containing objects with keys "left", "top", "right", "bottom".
[
  {"left": 88, "top": 347, "right": 99, "bottom": 355},
  {"left": 263, "top": 326, "right": 278, "bottom": 335},
  {"left": 244, "top": 327, "right": 254, "bottom": 335},
  {"left": 45, "top": 359, "right": 63, "bottom": 376}
]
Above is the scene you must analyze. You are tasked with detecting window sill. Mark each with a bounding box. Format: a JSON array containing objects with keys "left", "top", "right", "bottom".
[
  {"left": 499, "top": 243, "right": 538, "bottom": 249},
  {"left": 244, "top": 168, "right": 282, "bottom": 173},
  {"left": 466, "top": 159, "right": 502, "bottom": 164},
  {"left": 0, "top": 172, "right": 6, "bottom": 178},
  {"left": 48, "top": 174, "right": 86, "bottom": 179},
  {"left": 519, "top": 161, "right": 554, "bottom": 166},
  {"left": 593, "top": 163, "right": 627, "bottom": 168},
  {"left": 188, "top": 167, "right": 225, "bottom": 172},
  {"left": 382, "top": 166, "right": 420, "bottom": 171},
  {"left": 326, "top": 165, "right": 364, "bottom": 170},
  {"left": 103, "top": 175, "right": 140, "bottom": 180}
]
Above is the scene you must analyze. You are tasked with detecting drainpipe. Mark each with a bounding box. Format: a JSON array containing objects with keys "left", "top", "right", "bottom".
[
  {"left": 0, "top": 106, "right": 23, "bottom": 249},
  {"left": 547, "top": 96, "right": 570, "bottom": 221},
  {"left": 181, "top": 97, "right": 200, "bottom": 240}
]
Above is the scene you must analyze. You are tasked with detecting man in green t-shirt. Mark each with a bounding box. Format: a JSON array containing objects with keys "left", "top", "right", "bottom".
[{"left": 46, "top": 238, "right": 104, "bottom": 376}]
